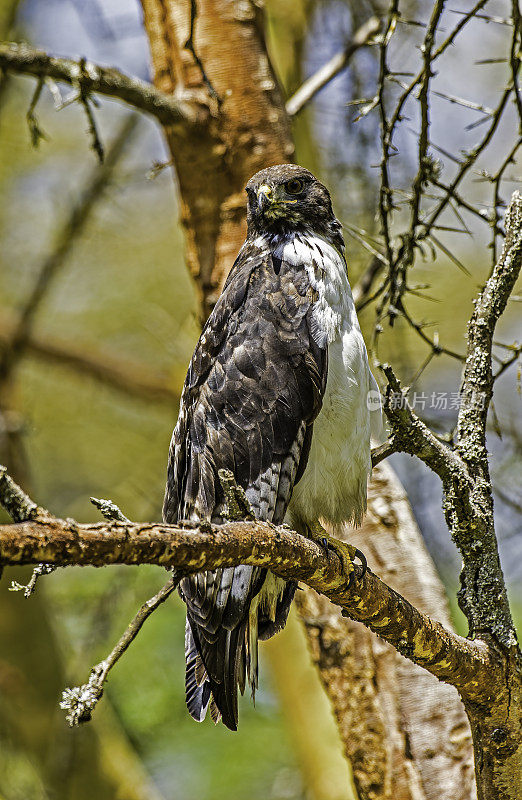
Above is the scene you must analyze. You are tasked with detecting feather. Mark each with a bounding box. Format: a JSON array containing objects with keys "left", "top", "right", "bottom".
[{"left": 163, "top": 166, "right": 374, "bottom": 731}]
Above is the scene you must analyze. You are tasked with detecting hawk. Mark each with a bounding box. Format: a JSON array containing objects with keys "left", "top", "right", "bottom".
[{"left": 163, "top": 164, "right": 379, "bottom": 730}]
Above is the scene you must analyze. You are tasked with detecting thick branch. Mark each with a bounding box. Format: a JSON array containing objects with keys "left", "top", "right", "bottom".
[
  {"left": 443, "top": 192, "right": 522, "bottom": 653},
  {"left": 285, "top": 16, "right": 381, "bottom": 116},
  {"left": 0, "top": 41, "right": 199, "bottom": 125},
  {"left": 381, "top": 363, "right": 469, "bottom": 483},
  {"left": 382, "top": 195, "right": 522, "bottom": 652},
  {"left": 0, "top": 513, "right": 496, "bottom": 703},
  {"left": 457, "top": 191, "right": 522, "bottom": 470}
]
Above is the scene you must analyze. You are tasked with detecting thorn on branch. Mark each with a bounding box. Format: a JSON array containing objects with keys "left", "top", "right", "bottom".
[
  {"left": 26, "top": 77, "right": 48, "bottom": 148},
  {"left": 79, "top": 83, "right": 104, "bottom": 162},
  {"left": 9, "top": 563, "right": 56, "bottom": 597},
  {"left": 90, "top": 497, "right": 130, "bottom": 523}
]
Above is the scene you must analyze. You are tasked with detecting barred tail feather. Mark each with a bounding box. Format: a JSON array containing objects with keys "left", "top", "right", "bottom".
[
  {"left": 248, "top": 599, "right": 259, "bottom": 698},
  {"left": 185, "top": 615, "right": 248, "bottom": 732},
  {"left": 185, "top": 619, "right": 211, "bottom": 723}
]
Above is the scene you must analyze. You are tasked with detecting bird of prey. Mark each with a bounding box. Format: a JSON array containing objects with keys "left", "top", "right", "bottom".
[{"left": 163, "top": 164, "right": 380, "bottom": 731}]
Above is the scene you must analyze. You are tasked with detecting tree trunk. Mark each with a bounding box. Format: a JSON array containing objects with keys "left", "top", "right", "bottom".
[
  {"left": 296, "top": 463, "right": 476, "bottom": 800},
  {"left": 139, "top": 2, "right": 476, "bottom": 795},
  {"left": 140, "top": 0, "right": 294, "bottom": 322}
]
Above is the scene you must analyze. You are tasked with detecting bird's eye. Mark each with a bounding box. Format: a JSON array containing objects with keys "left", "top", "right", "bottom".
[{"left": 285, "top": 179, "right": 304, "bottom": 195}]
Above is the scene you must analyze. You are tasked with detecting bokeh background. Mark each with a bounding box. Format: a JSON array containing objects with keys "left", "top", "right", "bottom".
[{"left": 0, "top": 1, "right": 520, "bottom": 798}]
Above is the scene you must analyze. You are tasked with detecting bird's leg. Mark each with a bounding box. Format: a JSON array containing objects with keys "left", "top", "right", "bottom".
[{"left": 306, "top": 521, "right": 367, "bottom": 589}]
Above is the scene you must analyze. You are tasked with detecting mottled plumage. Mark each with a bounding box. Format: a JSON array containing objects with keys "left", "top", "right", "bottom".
[{"left": 163, "top": 164, "right": 378, "bottom": 730}]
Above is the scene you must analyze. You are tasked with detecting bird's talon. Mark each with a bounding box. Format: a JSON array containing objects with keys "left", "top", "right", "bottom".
[
  {"left": 306, "top": 523, "right": 367, "bottom": 588},
  {"left": 324, "top": 539, "right": 367, "bottom": 591},
  {"left": 353, "top": 547, "right": 367, "bottom": 578}
]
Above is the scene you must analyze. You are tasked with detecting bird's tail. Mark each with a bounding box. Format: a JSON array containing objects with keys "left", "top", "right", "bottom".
[
  {"left": 184, "top": 620, "right": 212, "bottom": 723},
  {"left": 184, "top": 615, "right": 248, "bottom": 731}
]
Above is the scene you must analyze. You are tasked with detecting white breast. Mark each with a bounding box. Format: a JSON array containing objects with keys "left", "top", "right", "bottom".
[{"left": 283, "top": 232, "right": 378, "bottom": 530}]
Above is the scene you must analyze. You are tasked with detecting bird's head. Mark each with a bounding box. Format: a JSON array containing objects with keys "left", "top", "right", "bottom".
[{"left": 245, "top": 164, "right": 341, "bottom": 241}]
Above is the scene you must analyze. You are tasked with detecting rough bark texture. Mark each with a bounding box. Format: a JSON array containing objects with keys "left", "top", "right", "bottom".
[
  {"left": 453, "top": 196, "right": 522, "bottom": 800},
  {"left": 383, "top": 193, "right": 522, "bottom": 800},
  {"left": 297, "top": 463, "right": 477, "bottom": 800},
  {"left": 137, "top": 2, "right": 477, "bottom": 797},
  {"left": 0, "top": 505, "right": 497, "bottom": 699}
]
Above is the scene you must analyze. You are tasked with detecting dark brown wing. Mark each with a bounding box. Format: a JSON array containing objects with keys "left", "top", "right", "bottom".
[{"left": 163, "top": 237, "right": 327, "bottom": 729}]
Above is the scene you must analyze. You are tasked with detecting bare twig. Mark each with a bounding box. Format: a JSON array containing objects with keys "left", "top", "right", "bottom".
[
  {"left": 9, "top": 563, "right": 56, "bottom": 597},
  {"left": 60, "top": 574, "right": 180, "bottom": 725},
  {"left": 90, "top": 497, "right": 130, "bottom": 523},
  {"left": 26, "top": 76, "right": 47, "bottom": 147},
  {"left": 79, "top": 86, "right": 104, "bottom": 162},
  {"left": 490, "top": 138, "right": 521, "bottom": 268},
  {"left": 0, "top": 42, "right": 199, "bottom": 125},
  {"left": 423, "top": 85, "right": 512, "bottom": 236},
  {"left": 399, "top": 302, "right": 465, "bottom": 361},
  {"left": 352, "top": 255, "right": 384, "bottom": 309},
  {"left": 510, "top": 0, "right": 522, "bottom": 129},
  {"left": 285, "top": 16, "right": 381, "bottom": 116},
  {"left": 458, "top": 193, "right": 522, "bottom": 469},
  {"left": 380, "top": 364, "right": 468, "bottom": 483},
  {"left": 0, "top": 464, "right": 40, "bottom": 522},
  {"left": 493, "top": 342, "right": 522, "bottom": 380}
]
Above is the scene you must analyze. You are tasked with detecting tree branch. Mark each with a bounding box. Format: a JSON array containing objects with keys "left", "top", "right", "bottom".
[
  {"left": 446, "top": 191, "right": 522, "bottom": 648},
  {"left": 352, "top": 254, "right": 384, "bottom": 310},
  {"left": 0, "top": 467, "right": 497, "bottom": 705},
  {"left": 0, "top": 464, "right": 41, "bottom": 522},
  {"left": 457, "top": 191, "right": 522, "bottom": 471},
  {"left": 381, "top": 193, "right": 522, "bottom": 650},
  {"left": 60, "top": 573, "right": 180, "bottom": 726},
  {"left": 0, "top": 41, "right": 200, "bottom": 125},
  {"left": 285, "top": 16, "right": 382, "bottom": 117},
  {"left": 381, "top": 363, "right": 469, "bottom": 483}
]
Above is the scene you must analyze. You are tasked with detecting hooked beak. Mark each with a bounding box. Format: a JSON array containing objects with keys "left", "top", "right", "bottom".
[{"left": 257, "top": 184, "right": 273, "bottom": 212}]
